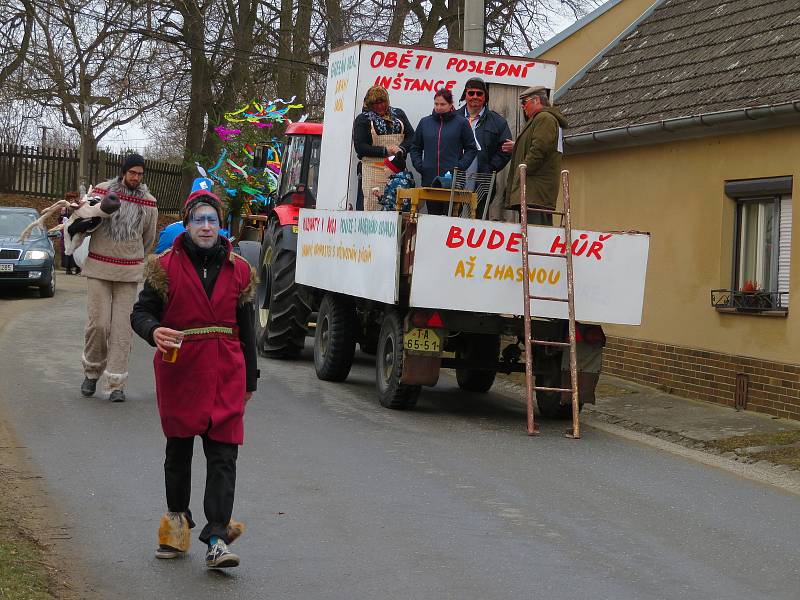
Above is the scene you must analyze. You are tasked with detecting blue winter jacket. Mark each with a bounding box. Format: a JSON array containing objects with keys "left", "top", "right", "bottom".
[{"left": 409, "top": 110, "right": 478, "bottom": 186}]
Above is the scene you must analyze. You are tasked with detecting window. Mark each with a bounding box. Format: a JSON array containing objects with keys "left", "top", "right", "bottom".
[
  {"left": 715, "top": 177, "right": 792, "bottom": 312},
  {"left": 735, "top": 197, "right": 776, "bottom": 293}
]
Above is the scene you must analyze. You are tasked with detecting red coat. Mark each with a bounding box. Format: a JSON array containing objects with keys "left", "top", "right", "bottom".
[{"left": 153, "top": 237, "right": 252, "bottom": 444}]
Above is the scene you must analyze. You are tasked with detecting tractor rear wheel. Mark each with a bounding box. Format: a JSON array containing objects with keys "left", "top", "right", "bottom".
[{"left": 255, "top": 219, "right": 311, "bottom": 358}]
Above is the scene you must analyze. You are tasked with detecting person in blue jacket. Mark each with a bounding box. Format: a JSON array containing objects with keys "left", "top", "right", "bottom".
[{"left": 409, "top": 88, "right": 478, "bottom": 215}]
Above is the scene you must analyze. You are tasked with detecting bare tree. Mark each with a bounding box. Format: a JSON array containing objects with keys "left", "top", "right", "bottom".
[
  {"left": 0, "top": 0, "right": 34, "bottom": 87},
  {"left": 17, "top": 0, "right": 181, "bottom": 184}
]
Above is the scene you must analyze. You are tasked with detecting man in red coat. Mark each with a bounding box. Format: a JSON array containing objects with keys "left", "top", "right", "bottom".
[{"left": 131, "top": 191, "right": 258, "bottom": 569}]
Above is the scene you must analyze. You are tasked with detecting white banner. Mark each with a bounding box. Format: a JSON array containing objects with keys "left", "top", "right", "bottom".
[
  {"left": 296, "top": 209, "right": 401, "bottom": 303},
  {"left": 409, "top": 215, "right": 650, "bottom": 325}
]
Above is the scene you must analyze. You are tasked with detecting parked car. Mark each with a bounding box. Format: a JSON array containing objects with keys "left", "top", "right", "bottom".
[{"left": 0, "top": 207, "right": 56, "bottom": 297}]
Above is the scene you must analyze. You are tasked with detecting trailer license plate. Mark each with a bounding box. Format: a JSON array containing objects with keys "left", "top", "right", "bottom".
[
  {"left": 0, "top": 264, "right": 12, "bottom": 272},
  {"left": 404, "top": 328, "right": 441, "bottom": 354}
]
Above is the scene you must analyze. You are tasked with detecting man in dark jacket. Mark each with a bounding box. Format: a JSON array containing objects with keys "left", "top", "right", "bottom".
[
  {"left": 503, "top": 86, "right": 568, "bottom": 225},
  {"left": 457, "top": 77, "right": 513, "bottom": 219},
  {"left": 131, "top": 190, "right": 258, "bottom": 570}
]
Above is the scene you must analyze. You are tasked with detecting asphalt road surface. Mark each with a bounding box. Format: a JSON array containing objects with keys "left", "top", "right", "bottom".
[{"left": 2, "top": 279, "right": 799, "bottom": 599}]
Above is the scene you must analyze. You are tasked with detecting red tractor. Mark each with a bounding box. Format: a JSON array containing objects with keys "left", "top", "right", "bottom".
[{"left": 246, "top": 122, "right": 322, "bottom": 358}]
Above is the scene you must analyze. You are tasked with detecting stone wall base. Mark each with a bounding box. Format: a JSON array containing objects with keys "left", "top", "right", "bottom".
[{"left": 603, "top": 336, "right": 800, "bottom": 421}]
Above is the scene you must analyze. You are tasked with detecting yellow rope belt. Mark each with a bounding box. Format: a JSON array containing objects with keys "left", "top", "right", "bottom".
[{"left": 182, "top": 326, "right": 235, "bottom": 336}]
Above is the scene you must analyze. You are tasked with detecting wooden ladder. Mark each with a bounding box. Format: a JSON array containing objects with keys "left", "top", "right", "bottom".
[{"left": 519, "top": 167, "right": 581, "bottom": 439}]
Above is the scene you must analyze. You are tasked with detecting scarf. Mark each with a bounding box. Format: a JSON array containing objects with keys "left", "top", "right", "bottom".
[{"left": 365, "top": 107, "right": 403, "bottom": 135}]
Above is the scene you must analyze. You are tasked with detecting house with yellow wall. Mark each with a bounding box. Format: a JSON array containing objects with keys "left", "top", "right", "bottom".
[{"left": 531, "top": 0, "right": 800, "bottom": 420}]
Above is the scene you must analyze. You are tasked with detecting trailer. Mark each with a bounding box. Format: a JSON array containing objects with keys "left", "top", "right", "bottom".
[{"left": 252, "top": 42, "right": 650, "bottom": 419}]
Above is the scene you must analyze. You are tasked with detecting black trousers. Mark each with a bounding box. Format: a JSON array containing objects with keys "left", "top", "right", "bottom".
[
  {"left": 516, "top": 205, "right": 554, "bottom": 226},
  {"left": 164, "top": 434, "right": 238, "bottom": 544},
  {"left": 425, "top": 201, "right": 448, "bottom": 215}
]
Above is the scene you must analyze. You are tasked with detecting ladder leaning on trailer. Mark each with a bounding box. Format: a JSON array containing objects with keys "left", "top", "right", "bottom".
[{"left": 519, "top": 167, "right": 581, "bottom": 439}]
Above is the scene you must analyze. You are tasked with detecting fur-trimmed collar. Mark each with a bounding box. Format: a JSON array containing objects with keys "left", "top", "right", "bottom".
[{"left": 144, "top": 253, "right": 169, "bottom": 302}]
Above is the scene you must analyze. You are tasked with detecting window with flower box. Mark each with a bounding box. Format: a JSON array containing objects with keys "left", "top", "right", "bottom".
[{"left": 711, "top": 177, "right": 792, "bottom": 314}]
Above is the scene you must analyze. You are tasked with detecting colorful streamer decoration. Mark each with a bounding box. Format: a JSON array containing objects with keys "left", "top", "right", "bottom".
[{"left": 201, "top": 97, "right": 304, "bottom": 215}]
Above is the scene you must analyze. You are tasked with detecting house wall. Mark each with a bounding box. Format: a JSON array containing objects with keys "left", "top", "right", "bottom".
[
  {"left": 563, "top": 126, "right": 800, "bottom": 419},
  {"left": 537, "top": 0, "right": 658, "bottom": 89}
]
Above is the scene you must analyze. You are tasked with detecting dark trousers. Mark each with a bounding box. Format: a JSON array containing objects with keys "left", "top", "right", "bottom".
[
  {"left": 516, "top": 205, "right": 554, "bottom": 226},
  {"left": 164, "top": 434, "right": 238, "bottom": 544},
  {"left": 425, "top": 201, "right": 448, "bottom": 215}
]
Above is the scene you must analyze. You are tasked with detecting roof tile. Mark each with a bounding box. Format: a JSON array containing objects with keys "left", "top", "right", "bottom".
[{"left": 559, "top": 0, "right": 800, "bottom": 135}]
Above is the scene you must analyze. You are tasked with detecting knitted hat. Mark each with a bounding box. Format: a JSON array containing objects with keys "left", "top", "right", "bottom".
[
  {"left": 183, "top": 190, "right": 224, "bottom": 226},
  {"left": 459, "top": 77, "right": 489, "bottom": 104},
  {"left": 120, "top": 153, "right": 145, "bottom": 174}
]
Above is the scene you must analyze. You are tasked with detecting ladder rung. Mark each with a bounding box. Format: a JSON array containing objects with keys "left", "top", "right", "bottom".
[
  {"left": 528, "top": 251, "right": 567, "bottom": 259},
  {"left": 529, "top": 295, "right": 568, "bottom": 302},
  {"left": 531, "top": 339, "right": 570, "bottom": 347},
  {"left": 533, "top": 386, "right": 573, "bottom": 393},
  {"left": 526, "top": 207, "right": 564, "bottom": 216}
]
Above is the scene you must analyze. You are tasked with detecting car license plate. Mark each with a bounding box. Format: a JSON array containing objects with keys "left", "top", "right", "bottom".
[
  {"left": 0, "top": 264, "right": 12, "bottom": 272},
  {"left": 404, "top": 328, "right": 442, "bottom": 354}
]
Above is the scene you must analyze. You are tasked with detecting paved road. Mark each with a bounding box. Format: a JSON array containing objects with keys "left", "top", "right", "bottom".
[{"left": 2, "top": 279, "right": 799, "bottom": 599}]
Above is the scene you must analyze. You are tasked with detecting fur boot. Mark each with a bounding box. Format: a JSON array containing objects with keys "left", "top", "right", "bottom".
[
  {"left": 158, "top": 512, "right": 191, "bottom": 552},
  {"left": 227, "top": 519, "right": 245, "bottom": 544},
  {"left": 103, "top": 370, "right": 128, "bottom": 393}
]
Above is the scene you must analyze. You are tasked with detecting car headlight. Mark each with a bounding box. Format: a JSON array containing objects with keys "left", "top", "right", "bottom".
[{"left": 24, "top": 250, "right": 49, "bottom": 260}]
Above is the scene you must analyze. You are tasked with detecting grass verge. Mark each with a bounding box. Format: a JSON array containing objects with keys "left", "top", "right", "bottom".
[
  {"left": 0, "top": 533, "right": 55, "bottom": 599},
  {"left": 706, "top": 430, "right": 800, "bottom": 469}
]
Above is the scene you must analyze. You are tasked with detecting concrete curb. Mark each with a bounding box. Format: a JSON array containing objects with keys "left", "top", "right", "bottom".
[
  {"left": 491, "top": 372, "right": 800, "bottom": 496},
  {"left": 583, "top": 414, "right": 800, "bottom": 497}
]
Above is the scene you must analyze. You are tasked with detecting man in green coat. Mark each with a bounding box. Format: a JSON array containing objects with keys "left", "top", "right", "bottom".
[{"left": 502, "top": 86, "right": 568, "bottom": 225}]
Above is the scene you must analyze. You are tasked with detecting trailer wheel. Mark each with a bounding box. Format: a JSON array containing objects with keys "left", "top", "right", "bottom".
[
  {"left": 314, "top": 294, "right": 357, "bottom": 381},
  {"left": 455, "top": 333, "right": 500, "bottom": 393},
  {"left": 255, "top": 219, "right": 311, "bottom": 358},
  {"left": 534, "top": 352, "right": 582, "bottom": 419},
  {"left": 376, "top": 310, "right": 421, "bottom": 409},
  {"left": 537, "top": 395, "right": 584, "bottom": 420}
]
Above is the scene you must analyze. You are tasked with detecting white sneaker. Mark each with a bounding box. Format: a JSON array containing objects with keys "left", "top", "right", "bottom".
[{"left": 205, "top": 540, "right": 240, "bottom": 569}]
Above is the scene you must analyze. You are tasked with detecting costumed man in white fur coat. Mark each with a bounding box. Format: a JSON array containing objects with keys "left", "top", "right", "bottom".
[{"left": 80, "top": 153, "right": 158, "bottom": 402}]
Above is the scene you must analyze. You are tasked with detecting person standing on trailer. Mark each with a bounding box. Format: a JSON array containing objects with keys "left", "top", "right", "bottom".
[
  {"left": 409, "top": 88, "right": 478, "bottom": 215},
  {"left": 456, "top": 77, "right": 513, "bottom": 219},
  {"left": 502, "top": 86, "right": 567, "bottom": 225},
  {"left": 352, "top": 85, "right": 415, "bottom": 210}
]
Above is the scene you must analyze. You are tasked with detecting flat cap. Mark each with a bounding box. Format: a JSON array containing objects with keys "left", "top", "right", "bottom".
[{"left": 519, "top": 85, "right": 549, "bottom": 99}]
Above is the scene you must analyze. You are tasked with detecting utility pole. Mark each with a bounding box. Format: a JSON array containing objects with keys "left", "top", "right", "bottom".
[
  {"left": 463, "top": 0, "right": 485, "bottom": 52},
  {"left": 65, "top": 93, "right": 112, "bottom": 194},
  {"left": 40, "top": 126, "right": 52, "bottom": 149}
]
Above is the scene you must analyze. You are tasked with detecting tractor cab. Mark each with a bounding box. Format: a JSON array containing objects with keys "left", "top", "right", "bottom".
[{"left": 276, "top": 122, "right": 323, "bottom": 210}]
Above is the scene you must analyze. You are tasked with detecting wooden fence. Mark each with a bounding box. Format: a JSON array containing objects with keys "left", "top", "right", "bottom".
[{"left": 0, "top": 144, "right": 184, "bottom": 213}]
